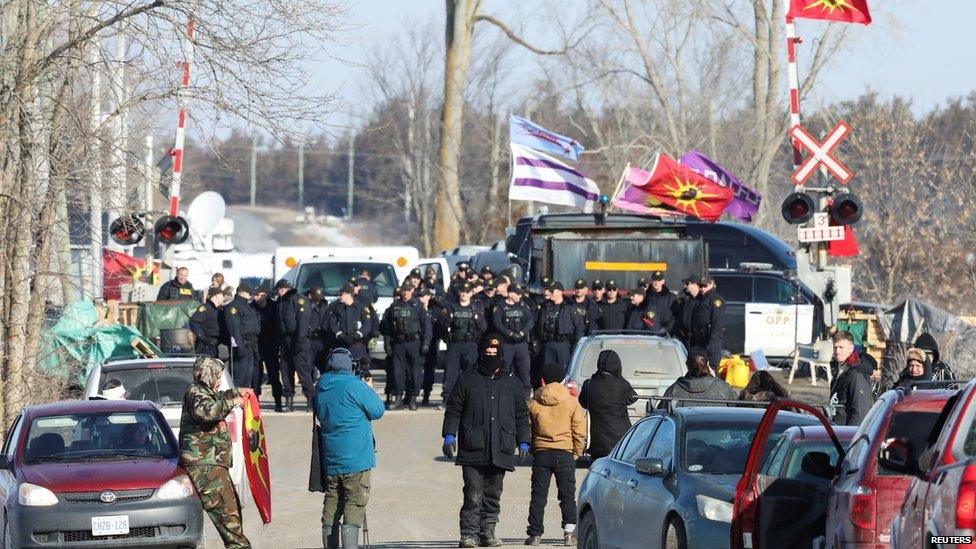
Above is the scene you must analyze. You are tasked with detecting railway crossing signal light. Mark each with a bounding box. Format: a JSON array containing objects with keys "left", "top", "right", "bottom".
[
  {"left": 153, "top": 215, "right": 190, "bottom": 245},
  {"left": 829, "top": 194, "right": 864, "bottom": 226},
  {"left": 108, "top": 214, "right": 146, "bottom": 245},
  {"left": 781, "top": 192, "right": 816, "bottom": 225}
]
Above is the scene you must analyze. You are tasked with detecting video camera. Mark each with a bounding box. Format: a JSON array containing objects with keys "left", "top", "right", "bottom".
[{"left": 352, "top": 356, "right": 372, "bottom": 380}]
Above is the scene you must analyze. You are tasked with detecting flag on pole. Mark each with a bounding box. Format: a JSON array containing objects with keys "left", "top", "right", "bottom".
[
  {"left": 509, "top": 115, "right": 584, "bottom": 161},
  {"left": 612, "top": 153, "right": 733, "bottom": 222},
  {"left": 787, "top": 0, "right": 871, "bottom": 24},
  {"left": 678, "top": 151, "right": 762, "bottom": 222},
  {"left": 509, "top": 143, "right": 600, "bottom": 212},
  {"left": 612, "top": 166, "right": 680, "bottom": 217}
]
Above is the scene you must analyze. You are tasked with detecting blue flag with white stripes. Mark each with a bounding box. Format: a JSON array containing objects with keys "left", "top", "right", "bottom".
[{"left": 509, "top": 115, "right": 584, "bottom": 161}]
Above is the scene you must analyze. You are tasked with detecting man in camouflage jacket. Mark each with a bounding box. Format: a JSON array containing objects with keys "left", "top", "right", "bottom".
[{"left": 179, "top": 357, "right": 252, "bottom": 548}]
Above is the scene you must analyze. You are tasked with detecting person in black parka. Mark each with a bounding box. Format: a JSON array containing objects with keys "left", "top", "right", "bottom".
[
  {"left": 442, "top": 334, "right": 531, "bottom": 548},
  {"left": 578, "top": 350, "right": 638, "bottom": 460}
]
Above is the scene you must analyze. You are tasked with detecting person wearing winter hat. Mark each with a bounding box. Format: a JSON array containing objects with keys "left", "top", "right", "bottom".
[
  {"left": 313, "top": 349, "right": 385, "bottom": 549},
  {"left": 579, "top": 350, "right": 638, "bottom": 459},
  {"left": 659, "top": 347, "right": 738, "bottom": 409},
  {"left": 914, "top": 332, "right": 955, "bottom": 382},
  {"left": 524, "top": 362, "right": 585, "bottom": 546},
  {"left": 893, "top": 347, "right": 934, "bottom": 392},
  {"left": 442, "top": 334, "right": 530, "bottom": 548}
]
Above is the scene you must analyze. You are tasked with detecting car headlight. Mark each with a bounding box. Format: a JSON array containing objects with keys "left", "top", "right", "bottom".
[
  {"left": 156, "top": 475, "right": 194, "bottom": 500},
  {"left": 696, "top": 494, "right": 733, "bottom": 523},
  {"left": 18, "top": 483, "right": 58, "bottom": 506}
]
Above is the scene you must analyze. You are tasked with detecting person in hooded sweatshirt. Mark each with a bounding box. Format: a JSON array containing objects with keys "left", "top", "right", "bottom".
[
  {"left": 828, "top": 330, "right": 876, "bottom": 426},
  {"left": 524, "top": 362, "right": 586, "bottom": 547},
  {"left": 658, "top": 347, "right": 738, "bottom": 409},
  {"left": 892, "top": 347, "right": 933, "bottom": 392},
  {"left": 914, "top": 332, "right": 954, "bottom": 381},
  {"left": 578, "top": 350, "right": 638, "bottom": 460}
]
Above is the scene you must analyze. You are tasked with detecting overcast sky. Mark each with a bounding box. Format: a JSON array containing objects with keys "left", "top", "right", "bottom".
[{"left": 304, "top": 0, "right": 975, "bottom": 129}]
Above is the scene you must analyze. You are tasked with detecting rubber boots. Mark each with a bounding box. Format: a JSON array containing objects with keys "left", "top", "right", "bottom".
[{"left": 341, "top": 524, "right": 360, "bottom": 549}]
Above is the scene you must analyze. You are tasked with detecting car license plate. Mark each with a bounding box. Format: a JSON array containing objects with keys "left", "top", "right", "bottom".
[{"left": 91, "top": 515, "right": 129, "bottom": 536}]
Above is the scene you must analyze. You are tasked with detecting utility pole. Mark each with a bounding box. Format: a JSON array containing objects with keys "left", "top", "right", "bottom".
[
  {"left": 143, "top": 135, "right": 154, "bottom": 213},
  {"left": 250, "top": 134, "right": 257, "bottom": 207},
  {"left": 346, "top": 127, "right": 355, "bottom": 219},
  {"left": 89, "top": 39, "right": 103, "bottom": 299},
  {"left": 107, "top": 31, "right": 127, "bottom": 251},
  {"left": 297, "top": 144, "right": 304, "bottom": 210}
]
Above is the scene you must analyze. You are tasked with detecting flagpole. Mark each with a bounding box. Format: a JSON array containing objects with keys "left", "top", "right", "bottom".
[
  {"left": 786, "top": 16, "right": 803, "bottom": 173},
  {"left": 607, "top": 163, "right": 631, "bottom": 211}
]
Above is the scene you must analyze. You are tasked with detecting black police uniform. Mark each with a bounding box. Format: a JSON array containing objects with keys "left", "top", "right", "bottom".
[
  {"left": 570, "top": 295, "right": 598, "bottom": 336},
  {"left": 537, "top": 300, "right": 585, "bottom": 374},
  {"left": 253, "top": 298, "right": 283, "bottom": 406},
  {"left": 597, "top": 296, "right": 628, "bottom": 331},
  {"left": 189, "top": 301, "right": 221, "bottom": 357},
  {"left": 222, "top": 296, "right": 259, "bottom": 389},
  {"left": 357, "top": 277, "right": 378, "bottom": 305},
  {"left": 492, "top": 299, "right": 535, "bottom": 390},
  {"left": 380, "top": 296, "right": 430, "bottom": 407},
  {"left": 646, "top": 286, "right": 677, "bottom": 333},
  {"left": 624, "top": 299, "right": 651, "bottom": 331},
  {"left": 439, "top": 300, "right": 488, "bottom": 400},
  {"left": 690, "top": 289, "right": 726, "bottom": 369},
  {"left": 157, "top": 279, "right": 195, "bottom": 301},
  {"left": 422, "top": 292, "right": 448, "bottom": 403},
  {"left": 328, "top": 299, "right": 373, "bottom": 360},
  {"left": 307, "top": 295, "right": 331, "bottom": 372},
  {"left": 278, "top": 289, "right": 316, "bottom": 407}
]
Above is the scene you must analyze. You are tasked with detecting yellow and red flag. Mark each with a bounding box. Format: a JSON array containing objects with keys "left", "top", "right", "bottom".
[
  {"left": 788, "top": 0, "right": 871, "bottom": 25},
  {"left": 613, "top": 153, "right": 733, "bottom": 223}
]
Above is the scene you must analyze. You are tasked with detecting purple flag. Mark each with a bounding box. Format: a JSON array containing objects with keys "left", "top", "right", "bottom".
[{"left": 678, "top": 151, "right": 762, "bottom": 222}]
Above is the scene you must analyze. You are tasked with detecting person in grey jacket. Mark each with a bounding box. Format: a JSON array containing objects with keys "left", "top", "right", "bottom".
[
  {"left": 828, "top": 330, "right": 876, "bottom": 426},
  {"left": 658, "top": 348, "right": 738, "bottom": 409}
]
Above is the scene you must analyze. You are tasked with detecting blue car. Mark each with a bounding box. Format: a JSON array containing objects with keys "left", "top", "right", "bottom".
[{"left": 576, "top": 406, "right": 820, "bottom": 549}]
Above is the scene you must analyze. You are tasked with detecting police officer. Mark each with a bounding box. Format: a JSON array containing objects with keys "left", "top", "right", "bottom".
[
  {"left": 424, "top": 267, "right": 444, "bottom": 297},
  {"left": 480, "top": 266, "right": 494, "bottom": 284},
  {"left": 624, "top": 287, "right": 651, "bottom": 331},
  {"left": 644, "top": 271, "right": 677, "bottom": 333},
  {"left": 380, "top": 282, "right": 430, "bottom": 411},
  {"left": 691, "top": 274, "right": 726, "bottom": 371},
  {"left": 597, "top": 280, "right": 627, "bottom": 331},
  {"left": 307, "top": 287, "right": 331, "bottom": 373},
  {"left": 252, "top": 286, "right": 284, "bottom": 411},
  {"left": 570, "top": 278, "right": 598, "bottom": 336},
  {"left": 276, "top": 279, "right": 315, "bottom": 412},
  {"left": 222, "top": 284, "right": 260, "bottom": 389},
  {"left": 675, "top": 275, "right": 702, "bottom": 348},
  {"left": 382, "top": 286, "right": 402, "bottom": 408},
  {"left": 356, "top": 270, "right": 378, "bottom": 305},
  {"left": 189, "top": 287, "right": 224, "bottom": 358},
  {"left": 439, "top": 283, "right": 488, "bottom": 401},
  {"left": 537, "top": 282, "right": 585, "bottom": 376},
  {"left": 158, "top": 266, "right": 196, "bottom": 301},
  {"left": 492, "top": 285, "right": 535, "bottom": 391},
  {"left": 416, "top": 286, "right": 441, "bottom": 407},
  {"left": 328, "top": 283, "right": 373, "bottom": 361},
  {"left": 407, "top": 267, "right": 423, "bottom": 291},
  {"left": 450, "top": 262, "right": 472, "bottom": 296}
]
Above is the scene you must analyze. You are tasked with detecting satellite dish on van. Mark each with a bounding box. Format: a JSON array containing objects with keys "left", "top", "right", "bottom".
[{"left": 185, "top": 191, "right": 226, "bottom": 238}]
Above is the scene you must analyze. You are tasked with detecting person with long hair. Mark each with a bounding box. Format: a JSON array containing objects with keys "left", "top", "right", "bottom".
[
  {"left": 738, "top": 370, "right": 790, "bottom": 402},
  {"left": 659, "top": 348, "right": 738, "bottom": 408}
]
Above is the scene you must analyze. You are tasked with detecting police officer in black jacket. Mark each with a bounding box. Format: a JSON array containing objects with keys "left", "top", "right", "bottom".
[
  {"left": 570, "top": 278, "right": 598, "bottom": 336},
  {"left": 306, "top": 287, "right": 330, "bottom": 372},
  {"left": 327, "top": 284, "right": 373, "bottom": 361},
  {"left": 222, "top": 284, "right": 260, "bottom": 389},
  {"left": 380, "top": 282, "right": 430, "bottom": 411},
  {"left": 252, "top": 286, "right": 284, "bottom": 411},
  {"left": 537, "top": 282, "right": 585, "bottom": 376},
  {"left": 597, "top": 280, "right": 627, "bottom": 331},
  {"left": 690, "top": 274, "right": 726, "bottom": 371},
  {"left": 157, "top": 267, "right": 196, "bottom": 301},
  {"left": 492, "top": 285, "right": 535, "bottom": 392},
  {"left": 189, "top": 287, "right": 224, "bottom": 357},
  {"left": 674, "top": 275, "right": 702, "bottom": 346},
  {"left": 624, "top": 287, "right": 651, "bottom": 331},
  {"left": 441, "top": 335, "right": 531, "bottom": 548},
  {"left": 439, "top": 283, "right": 488, "bottom": 401},
  {"left": 276, "top": 279, "right": 315, "bottom": 412},
  {"left": 645, "top": 271, "right": 677, "bottom": 333}
]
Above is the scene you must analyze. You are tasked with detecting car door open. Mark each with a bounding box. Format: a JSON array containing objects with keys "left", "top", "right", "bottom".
[{"left": 731, "top": 400, "right": 844, "bottom": 549}]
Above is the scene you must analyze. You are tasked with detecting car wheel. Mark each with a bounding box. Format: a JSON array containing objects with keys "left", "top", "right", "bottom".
[
  {"left": 663, "top": 517, "right": 687, "bottom": 549},
  {"left": 578, "top": 510, "right": 598, "bottom": 549}
]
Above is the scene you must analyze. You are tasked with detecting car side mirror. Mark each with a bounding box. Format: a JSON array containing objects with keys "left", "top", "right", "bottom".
[
  {"left": 635, "top": 457, "right": 666, "bottom": 476},
  {"left": 878, "top": 437, "right": 917, "bottom": 475}
]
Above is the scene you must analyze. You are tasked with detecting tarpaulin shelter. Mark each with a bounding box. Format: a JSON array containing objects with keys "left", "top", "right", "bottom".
[{"left": 883, "top": 297, "right": 976, "bottom": 379}]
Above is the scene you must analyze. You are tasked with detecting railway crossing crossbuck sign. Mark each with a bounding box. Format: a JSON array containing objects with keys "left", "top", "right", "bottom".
[{"left": 790, "top": 121, "right": 854, "bottom": 185}]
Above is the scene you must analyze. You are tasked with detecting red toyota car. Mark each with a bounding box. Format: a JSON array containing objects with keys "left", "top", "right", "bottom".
[{"left": 0, "top": 400, "right": 203, "bottom": 548}]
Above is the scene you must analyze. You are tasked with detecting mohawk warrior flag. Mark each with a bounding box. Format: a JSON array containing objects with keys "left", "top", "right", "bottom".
[
  {"left": 613, "top": 153, "right": 733, "bottom": 223},
  {"left": 788, "top": 0, "right": 872, "bottom": 24},
  {"left": 509, "top": 115, "right": 584, "bottom": 161}
]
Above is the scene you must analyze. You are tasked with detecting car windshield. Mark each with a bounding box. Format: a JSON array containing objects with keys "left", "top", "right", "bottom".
[
  {"left": 296, "top": 262, "right": 398, "bottom": 297},
  {"left": 97, "top": 365, "right": 194, "bottom": 407},
  {"left": 24, "top": 411, "right": 175, "bottom": 462},
  {"left": 573, "top": 338, "right": 685, "bottom": 380},
  {"left": 878, "top": 410, "right": 941, "bottom": 475},
  {"left": 683, "top": 416, "right": 817, "bottom": 475}
]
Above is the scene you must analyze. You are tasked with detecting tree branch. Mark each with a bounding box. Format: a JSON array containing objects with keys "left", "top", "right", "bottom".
[{"left": 474, "top": 14, "right": 568, "bottom": 55}]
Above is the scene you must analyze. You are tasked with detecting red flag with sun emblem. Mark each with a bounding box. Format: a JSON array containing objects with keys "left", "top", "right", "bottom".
[
  {"left": 788, "top": 0, "right": 871, "bottom": 24},
  {"left": 614, "top": 154, "right": 733, "bottom": 222}
]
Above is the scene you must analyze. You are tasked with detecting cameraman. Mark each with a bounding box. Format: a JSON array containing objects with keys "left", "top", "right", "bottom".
[{"left": 313, "top": 348, "right": 385, "bottom": 549}]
